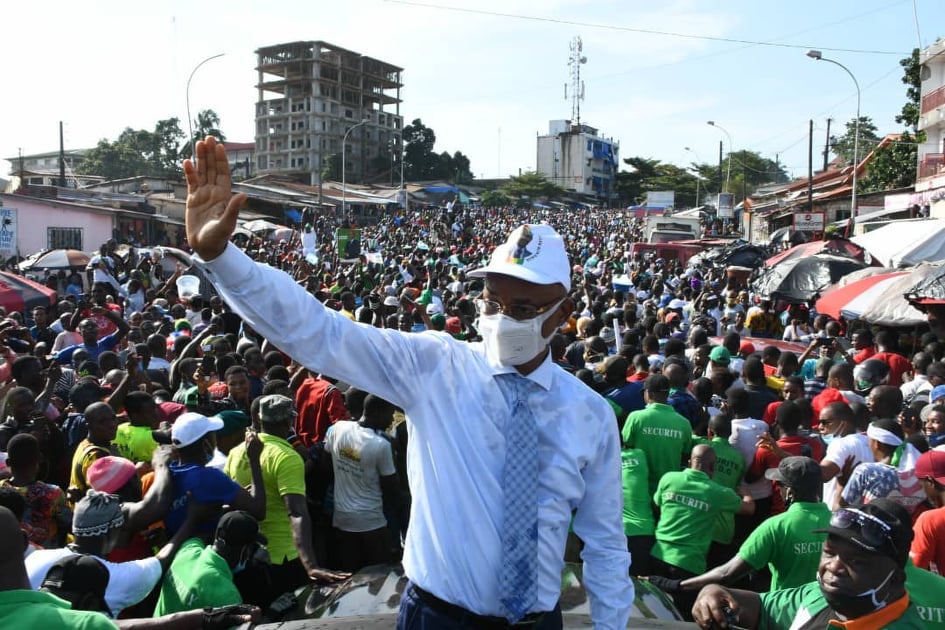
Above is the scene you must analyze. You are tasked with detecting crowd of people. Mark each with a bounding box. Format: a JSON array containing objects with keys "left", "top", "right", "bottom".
[{"left": 0, "top": 136, "right": 942, "bottom": 629}]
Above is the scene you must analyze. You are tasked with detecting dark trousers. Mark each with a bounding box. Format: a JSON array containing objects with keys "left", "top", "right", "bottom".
[
  {"left": 333, "top": 526, "right": 392, "bottom": 573},
  {"left": 627, "top": 535, "right": 654, "bottom": 576},
  {"left": 651, "top": 557, "right": 698, "bottom": 622},
  {"left": 397, "top": 582, "right": 563, "bottom": 630}
]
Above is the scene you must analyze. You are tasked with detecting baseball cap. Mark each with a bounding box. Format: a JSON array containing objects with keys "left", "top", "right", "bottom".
[
  {"left": 445, "top": 317, "right": 462, "bottom": 334},
  {"left": 86, "top": 456, "right": 137, "bottom": 494},
  {"left": 709, "top": 346, "right": 731, "bottom": 366},
  {"left": 665, "top": 312, "right": 680, "bottom": 323},
  {"left": 814, "top": 498, "right": 913, "bottom": 566},
  {"left": 739, "top": 341, "right": 756, "bottom": 355},
  {"left": 668, "top": 298, "right": 686, "bottom": 310},
  {"left": 170, "top": 412, "right": 224, "bottom": 448},
  {"left": 764, "top": 456, "right": 821, "bottom": 494},
  {"left": 426, "top": 302, "right": 444, "bottom": 316},
  {"left": 214, "top": 410, "right": 251, "bottom": 437},
  {"left": 40, "top": 555, "right": 110, "bottom": 612},
  {"left": 467, "top": 224, "right": 571, "bottom": 291},
  {"left": 258, "top": 394, "right": 297, "bottom": 424},
  {"left": 214, "top": 510, "right": 267, "bottom": 548},
  {"left": 915, "top": 450, "right": 945, "bottom": 485},
  {"left": 383, "top": 295, "right": 399, "bottom": 307},
  {"left": 931, "top": 384, "right": 945, "bottom": 404}
]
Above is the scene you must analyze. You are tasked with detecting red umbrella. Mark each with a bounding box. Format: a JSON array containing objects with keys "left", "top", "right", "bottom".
[
  {"left": 0, "top": 272, "right": 57, "bottom": 314},
  {"left": 815, "top": 271, "right": 909, "bottom": 320}
]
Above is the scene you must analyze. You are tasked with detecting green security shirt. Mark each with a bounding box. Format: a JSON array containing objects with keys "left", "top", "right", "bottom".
[
  {"left": 112, "top": 423, "right": 159, "bottom": 464},
  {"left": 652, "top": 468, "right": 742, "bottom": 574},
  {"left": 738, "top": 501, "right": 831, "bottom": 591},
  {"left": 905, "top": 561, "right": 945, "bottom": 629},
  {"left": 621, "top": 447, "right": 654, "bottom": 537},
  {"left": 759, "top": 582, "right": 926, "bottom": 629},
  {"left": 709, "top": 436, "right": 746, "bottom": 545},
  {"left": 153, "top": 537, "right": 241, "bottom": 616},
  {"left": 0, "top": 589, "right": 116, "bottom": 629},
  {"left": 622, "top": 403, "right": 692, "bottom": 495}
]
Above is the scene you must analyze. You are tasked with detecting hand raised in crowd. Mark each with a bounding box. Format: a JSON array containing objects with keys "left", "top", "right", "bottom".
[
  {"left": 246, "top": 430, "right": 263, "bottom": 462},
  {"left": 309, "top": 566, "right": 351, "bottom": 585},
  {"left": 184, "top": 135, "right": 246, "bottom": 261}
]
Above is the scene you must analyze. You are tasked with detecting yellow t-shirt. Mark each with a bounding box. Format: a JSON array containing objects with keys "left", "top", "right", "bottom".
[
  {"left": 68, "top": 439, "right": 111, "bottom": 501},
  {"left": 224, "top": 433, "right": 305, "bottom": 564},
  {"left": 112, "top": 423, "right": 158, "bottom": 464}
]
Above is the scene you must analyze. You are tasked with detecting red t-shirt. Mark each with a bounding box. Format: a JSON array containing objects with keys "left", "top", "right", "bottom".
[
  {"left": 852, "top": 347, "right": 876, "bottom": 365},
  {"left": 747, "top": 447, "right": 786, "bottom": 515},
  {"left": 871, "top": 351, "right": 912, "bottom": 388},
  {"left": 910, "top": 506, "right": 945, "bottom": 575},
  {"left": 777, "top": 433, "right": 825, "bottom": 463},
  {"left": 80, "top": 304, "right": 123, "bottom": 338}
]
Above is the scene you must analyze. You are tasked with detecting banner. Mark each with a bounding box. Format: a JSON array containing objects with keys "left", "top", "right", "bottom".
[
  {"left": 793, "top": 212, "right": 825, "bottom": 232},
  {"left": 335, "top": 228, "right": 362, "bottom": 262},
  {"left": 0, "top": 207, "right": 16, "bottom": 254},
  {"left": 717, "top": 193, "right": 734, "bottom": 219}
]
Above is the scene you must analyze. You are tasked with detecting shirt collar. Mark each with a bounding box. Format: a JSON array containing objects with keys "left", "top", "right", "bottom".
[
  {"left": 826, "top": 593, "right": 910, "bottom": 630},
  {"left": 489, "top": 350, "right": 556, "bottom": 391}
]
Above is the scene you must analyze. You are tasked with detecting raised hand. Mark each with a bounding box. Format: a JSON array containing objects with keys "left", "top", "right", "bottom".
[{"left": 184, "top": 136, "right": 247, "bottom": 261}]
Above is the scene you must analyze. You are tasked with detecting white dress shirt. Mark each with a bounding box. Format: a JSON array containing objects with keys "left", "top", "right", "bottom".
[{"left": 197, "top": 243, "right": 634, "bottom": 628}]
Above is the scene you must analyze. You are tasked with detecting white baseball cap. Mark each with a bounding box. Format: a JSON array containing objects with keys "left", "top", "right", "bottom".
[
  {"left": 467, "top": 224, "right": 571, "bottom": 290},
  {"left": 171, "top": 412, "right": 224, "bottom": 448}
]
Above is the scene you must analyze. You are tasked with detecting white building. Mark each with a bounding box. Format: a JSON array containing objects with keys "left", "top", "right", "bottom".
[
  {"left": 536, "top": 120, "right": 619, "bottom": 201},
  {"left": 917, "top": 37, "right": 945, "bottom": 217}
]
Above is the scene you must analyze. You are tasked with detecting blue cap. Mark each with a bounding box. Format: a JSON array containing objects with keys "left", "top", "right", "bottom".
[{"left": 932, "top": 384, "right": 945, "bottom": 403}]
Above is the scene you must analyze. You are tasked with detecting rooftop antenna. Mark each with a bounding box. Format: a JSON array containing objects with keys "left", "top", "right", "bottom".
[{"left": 564, "top": 36, "right": 586, "bottom": 128}]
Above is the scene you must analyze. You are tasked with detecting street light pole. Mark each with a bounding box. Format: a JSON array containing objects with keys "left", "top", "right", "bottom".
[
  {"left": 807, "top": 49, "right": 860, "bottom": 233},
  {"left": 684, "top": 146, "right": 702, "bottom": 206},
  {"left": 707, "top": 121, "right": 733, "bottom": 191},
  {"left": 186, "top": 53, "right": 225, "bottom": 159},
  {"left": 342, "top": 118, "right": 370, "bottom": 215}
]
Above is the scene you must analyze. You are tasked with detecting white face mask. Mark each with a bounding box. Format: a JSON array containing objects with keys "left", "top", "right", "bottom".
[{"left": 478, "top": 299, "right": 564, "bottom": 367}]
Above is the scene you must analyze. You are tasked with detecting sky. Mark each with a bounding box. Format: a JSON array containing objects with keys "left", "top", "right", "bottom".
[{"left": 2, "top": 0, "right": 943, "bottom": 183}]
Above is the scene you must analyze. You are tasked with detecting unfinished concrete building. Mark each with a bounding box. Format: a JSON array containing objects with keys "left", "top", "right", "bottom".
[{"left": 255, "top": 41, "right": 403, "bottom": 186}]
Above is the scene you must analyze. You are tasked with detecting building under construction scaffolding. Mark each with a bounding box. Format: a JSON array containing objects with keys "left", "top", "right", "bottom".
[{"left": 255, "top": 41, "right": 403, "bottom": 186}]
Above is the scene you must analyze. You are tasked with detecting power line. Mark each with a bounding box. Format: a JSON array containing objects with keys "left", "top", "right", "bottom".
[{"left": 384, "top": 0, "right": 910, "bottom": 56}]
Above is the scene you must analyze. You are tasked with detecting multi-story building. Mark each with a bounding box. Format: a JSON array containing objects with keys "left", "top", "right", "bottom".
[
  {"left": 917, "top": 37, "right": 945, "bottom": 216},
  {"left": 254, "top": 41, "right": 403, "bottom": 186},
  {"left": 4, "top": 149, "right": 102, "bottom": 188},
  {"left": 536, "top": 120, "right": 618, "bottom": 202}
]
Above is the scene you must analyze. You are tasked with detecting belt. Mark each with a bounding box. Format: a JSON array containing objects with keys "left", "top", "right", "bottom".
[{"left": 408, "top": 584, "right": 550, "bottom": 628}]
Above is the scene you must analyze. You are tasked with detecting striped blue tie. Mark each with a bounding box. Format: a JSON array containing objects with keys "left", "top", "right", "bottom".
[{"left": 495, "top": 373, "right": 539, "bottom": 622}]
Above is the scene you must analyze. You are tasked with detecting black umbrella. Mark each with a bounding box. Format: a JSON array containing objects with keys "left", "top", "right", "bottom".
[{"left": 751, "top": 253, "right": 868, "bottom": 304}]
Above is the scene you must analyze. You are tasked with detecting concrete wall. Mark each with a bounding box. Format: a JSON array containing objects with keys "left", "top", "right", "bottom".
[{"left": 0, "top": 194, "right": 113, "bottom": 255}]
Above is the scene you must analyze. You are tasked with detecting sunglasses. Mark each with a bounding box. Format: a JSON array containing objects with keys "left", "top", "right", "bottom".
[{"left": 830, "top": 508, "right": 898, "bottom": 557}]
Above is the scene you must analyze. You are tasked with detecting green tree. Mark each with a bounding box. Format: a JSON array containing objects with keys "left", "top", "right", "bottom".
[
  {"left": 78, "top": 117, "right": 186, "bottom": 179},
  {"left": 861, "top": 48, "right": 924, "bottom": 193},
  {"left": 831, "top": 116, "right": 881, "bottom": 166},
  {"left": 403, "top": 119, "right": 474, "bottom": 182},
  {"left": 614, "top": 157, "right": 661, "bottom": 205},
  {"left": 321, "top": 153, "right": 342, "bottom": 182},
  {"left": 180, "top": 109, "right": 227, "bottom": 159},
  {"left": 501, "top": 171, "right": 564, "bottom": 201},
  {"left": 479, "top": 189, "right": 512, "bottom": 207}
]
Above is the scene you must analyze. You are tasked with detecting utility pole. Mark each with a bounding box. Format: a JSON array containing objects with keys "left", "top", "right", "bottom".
[
  {"left": 823, "top": 118, "right": 832, "bottom": 172},
  {"left": 59, "top": 121, "right": 66, "bottom": 187},
  {"left": 717, "top": 140, "right": 723, "bottom": 194},
  {"left": 808, "top": 119, "right": 814, "bottom": 213}
]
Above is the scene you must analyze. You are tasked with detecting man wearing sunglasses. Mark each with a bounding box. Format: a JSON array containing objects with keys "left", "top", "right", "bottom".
[
  {"left": 692, "top": 498, "right": 924, "bottom": 629},
  {"left": 184, "top": 137, "right": 634, "bottom": 629}
]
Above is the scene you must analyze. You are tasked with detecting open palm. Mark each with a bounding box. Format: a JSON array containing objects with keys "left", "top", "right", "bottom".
[{"left": 185, "top": 136, "right": 246, "bottom": 260}]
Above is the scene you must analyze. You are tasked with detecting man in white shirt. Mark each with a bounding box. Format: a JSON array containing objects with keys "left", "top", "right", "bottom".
[
  {"left": 184, "top": 136, "right": 634, "bottom": 629},
  {"left": 819, "top": 402, "right": 873, "bottom": 509},
  {"left": 325, "top": 394, "right": 405, "bottom": 572}
]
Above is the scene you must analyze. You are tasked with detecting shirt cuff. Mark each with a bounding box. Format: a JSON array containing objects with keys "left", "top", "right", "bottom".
[{"left": 193, "top": 242, "right": 256, "bottom": 287}]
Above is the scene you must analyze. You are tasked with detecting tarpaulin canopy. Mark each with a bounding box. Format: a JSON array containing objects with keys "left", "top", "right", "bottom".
[
  {"left": 0, "top": 272, "right": 57, "bottom": 313},
  {"left": 905, "top": 262, "right": 945, "bottom": 307},
  {"left": 19, "top": 249, "right": 90, "bottom": 271},
  {"left": 852, "top": 219, "right": 945, "bottom": 268},
  {"left": 751, "top": 253, "right": 868, "bottom": 303},
  {"left": 765, "top": 239, "right": 869, "bottom": 267},
  {"left": 816, "top": 271, "right": 910, "bottom": 321}
]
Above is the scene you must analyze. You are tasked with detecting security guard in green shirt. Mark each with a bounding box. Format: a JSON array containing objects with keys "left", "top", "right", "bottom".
[{"left": 655, "top": 456, "right": 829, "bottom": 597}]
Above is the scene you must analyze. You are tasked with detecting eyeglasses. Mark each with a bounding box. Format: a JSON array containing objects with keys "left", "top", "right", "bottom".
[
  {"left": 475, "top": 296, "right": 565, "bottom": 321},
  {"left": 830, "top": 508, "right": 898, "bottom": 556}
]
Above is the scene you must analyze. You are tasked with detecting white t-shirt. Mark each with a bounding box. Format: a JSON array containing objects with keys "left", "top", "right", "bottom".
[
  {"left": 25, "top": 547, "right": 162, "bottom": 617},
  {"left": 325, "top": 420, "right": 397, "bottom": 533},
  {"left": 730, "top": 418, "right": 771, "bottom": 499},
  {"left": 822, "top": 432, "right": 873, "bottom": 509}
]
